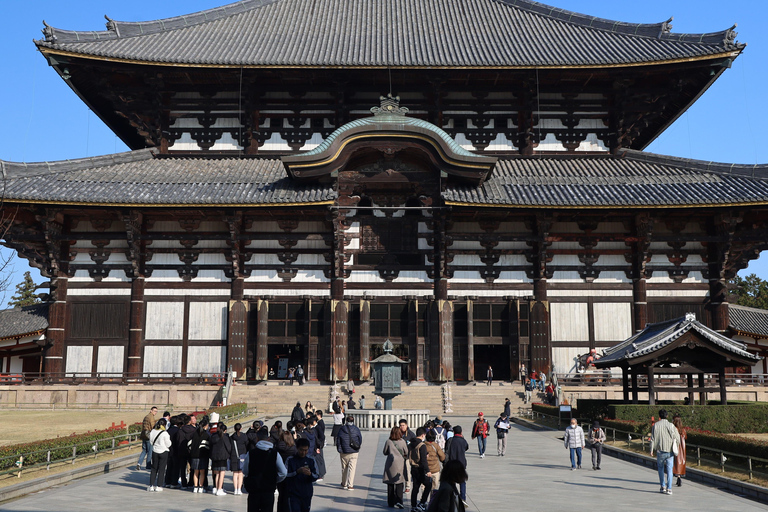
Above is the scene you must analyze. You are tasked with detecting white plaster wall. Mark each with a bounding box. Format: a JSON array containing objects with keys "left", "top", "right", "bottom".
[
  {"left": 143, "top": 346, "right": 183, "bottom": 375},
  {"left": 189, "top": 302, "right": 227, "bottom": 340},
  {"left": 550, "top": 302, "right": 589, "bottom": 342},
  {"left": 552, "top": 347, "right": 583, "bottom": 375},
  {"left": 145, "top": 302, "right": 185, "bottom": 340},
  {"left": 66, "top": 346, "right": 93, "bottom": 375},
  {"left": 593, "top": 303, "right": 633, "bottom": 342},
  {"left": 187, "top": 346, "right": 227, "bottom": 375},
  {"left": 97, "top": 346, "right": 124, "bottom": 376}
]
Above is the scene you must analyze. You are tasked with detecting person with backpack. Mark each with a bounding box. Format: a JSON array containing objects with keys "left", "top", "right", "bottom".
[
  {"left": 444, "top": 425, "right": 469, "bottom": 507},
  {"left": 284, "top": 438, "right": 319, "bottom": 512},
  {"left": 409, "top": 427, "right": 432, "bottom": 512},
  {"left": 243, "top": 426, "right": 287, "bottom": 512},
  {"left": 291, "top": 402, "right": 306, "bottom": 425},
  {"left": 494, "top": 413, "right": 510, "bottom": 457},
  {"left": 433, "top": 421, "right": 447, "bottom": 451},
  {"left": 470, "top": 413, "right": 489, "bottom": 458},
  {"left": 296, "top": 365, "right": 305, "bottom": 385},
  {"left": 425, "top": 430, "right": 446, "bottom": 492},
  {"left": 336, "top": 415, "right": 363, "bottom": 490}
]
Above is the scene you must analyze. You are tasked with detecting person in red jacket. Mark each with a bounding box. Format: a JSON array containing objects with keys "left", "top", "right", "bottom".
[{"left": 471, "top": 413, "right": 489, "bottom": 459}]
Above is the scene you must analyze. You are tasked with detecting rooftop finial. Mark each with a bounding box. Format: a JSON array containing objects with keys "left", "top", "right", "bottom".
[
  {"left": 371, "top": 94, "right": 409, "bottom": 117},
  {"left": 685, "top": 312, "right": 696, "bottom": 321},
  {"left": 661, "top": 17, "right": 673, "bottom": 36},
  {"left": 105, "top": 15, "right": 120, "bottom": 37},
  {"left": 724, "top": 24, "right": 738, "bottom": 47},
  {"left": 383, "top": 339, "right": 394, "bottom": 354},
  {"left": 41, "top": 21, "right": 56, "bottom": 43}
]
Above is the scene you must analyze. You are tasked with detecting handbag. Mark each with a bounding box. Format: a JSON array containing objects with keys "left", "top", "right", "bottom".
[{"left": 671, "top": 438, "right": 679, "bottom": 456}]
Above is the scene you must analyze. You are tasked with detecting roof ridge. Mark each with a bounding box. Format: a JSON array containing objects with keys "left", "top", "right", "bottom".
[
  {"left": 36, "top": 0, "right": 742, "bottom": 49},
  {"left": 1, "top": 148, "right": 157, "bottom": 178},
  {"left": 620, "top": 149, "right": 768, "bottom": 180},
  {"left": 494, "top": 0, "right": 741, "bottom": 47},
  {"left": 38, "top": 0, "right": 278, "bottom": 44}
]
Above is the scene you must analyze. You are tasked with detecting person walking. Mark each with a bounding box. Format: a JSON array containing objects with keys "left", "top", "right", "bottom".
[
  {"left": 230, "top": 423, "right": 248, "bottom": 494},
  {"left": 494, "top": 413, "right": 510, "bottom": 457},
  {"left": 524, "top": 379, "right": 532, "bottom": 404},
  {"left": 314, "top": 410, "right": 327, "bottom": 482},
  {"left": 471, "top": 413, "right": 489, "bottom": 458},
  {"left": 138, "top": 406, "right": 158, "bottom": 470},
  {"left": 425, "top": 430, "right": 446, "bottom": 492},
  {"left": 243, "top": 426, "right": 287, "bottom": 512},
  {"left": 650, "top": 409, "right": 681, "bottom": 495},
  {"left": 503, "top": 398, "right": 511, "bottom": 419},
  {"left": 284, "top": 438, "right": 318, "bottom": 512},
  {"left": 428, "top": 459, "right": 467, "bottom": 512},
  {"left": 588, "top": 420, "right": 606, "bottom": 470},
  {"left": 383, "top": 426, "right": 408, "bottom": 509},
  {"left": 359, "top": 395, "right": 366, "bottom": 409},
  {"left": 291, "top": 402, "right": 305, "bottom": 425},
  {"left": 408, "top": 427, "right": 431, "bottom": 512},
  {"left": 296, "top": 365, "right": 305, "bottom": 385},
  {"left": 147, "top": 418, "right": 171, "bottom": 491},
  {"left": 444, "top": 425, "right": 469, "bottom": 507},
  {"left": 672, "top": 414, "right": 687, "bottom": 487},
  {"left": 563, "top": 418, "right": 585, "bottom": 470},
  {"left": 486, "top": 365, "right": 493, "bottom": 386},
  {"left": 336, "top": 416, "right": 362, "bottom": 490}
]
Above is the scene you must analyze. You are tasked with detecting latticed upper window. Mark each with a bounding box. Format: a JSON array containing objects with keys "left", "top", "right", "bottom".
[
  {"left": 473, "top": 304, "right": 510, "bottom": 338},
  {"left": 268, "top": 303, "right": 304, "bottom": 337}
]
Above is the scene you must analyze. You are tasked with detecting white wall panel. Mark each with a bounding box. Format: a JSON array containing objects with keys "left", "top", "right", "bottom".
[
  {"left": 550, "top": 302, "right": 589, "bottom": 342},
  {"left": 593, "top": 303, "right": 633, "bottom": 342},
  {"left": 189, "top": 302, "right": 227, "bottom": 340},
  {"left": 552, "top": 347, "right": 583, "bottom": 374},
  {"left": 187, "top": 346, "right": 227, "bottom": 375},
  {"left": 97, "top": 346, "right": 124, "bottom": 376},
  {"left": 66, "top": 346, "right": 93, "bottom": 375},
  {"left": 143, "top": 346, "right": 182, "bottom": 375},
  {"left": 145, "top": 302, "right": 184, "bottom": 340}
]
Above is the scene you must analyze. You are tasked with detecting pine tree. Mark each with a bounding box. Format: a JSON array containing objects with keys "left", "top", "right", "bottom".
[
  {"left": 7, "top": 271, "right": 40, "bottom": 307},
  {"left": 729, "top": 274, "right": 768, "bottom": 310}
]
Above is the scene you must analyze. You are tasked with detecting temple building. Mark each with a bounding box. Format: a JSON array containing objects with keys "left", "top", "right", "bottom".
[{"left": 2, "top": 0, "right": 768, "bottom": 383}]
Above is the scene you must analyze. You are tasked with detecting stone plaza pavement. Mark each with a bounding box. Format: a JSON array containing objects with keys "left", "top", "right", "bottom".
[{"left": 5, "top": 417, "right": 768, "bottom": 512}]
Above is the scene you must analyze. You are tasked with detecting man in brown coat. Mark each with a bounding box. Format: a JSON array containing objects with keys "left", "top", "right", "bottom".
[{"left": 138, "top": 406, "right": 158, "bottom": 470}]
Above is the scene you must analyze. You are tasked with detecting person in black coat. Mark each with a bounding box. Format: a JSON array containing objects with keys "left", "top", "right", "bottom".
[
  {"left": 314, "top": 411, "right": 327, "bottom": 480},
  {"left": 444, "top": 425, "right": 469, "bottom": 504},
  {"left": 231, "top": 422, "right": 248, "bottom": 495},
  {"left": 176, "top": 414, "right": 196, "bottom": 488},
  {"left": 165, "top": 415, "right": 181, "bottom": 488},
  {"left": 409, "top": 427, "right": 431, "bottom": 511},
  {"left": 210, "top": 422, "right": 232, "bottom": 495},
  {"left": 335, "top": 416, "right": 363, "bottom": 490},
  {"left": 291, "top": 402, "right": 305, "bottom": 425}
]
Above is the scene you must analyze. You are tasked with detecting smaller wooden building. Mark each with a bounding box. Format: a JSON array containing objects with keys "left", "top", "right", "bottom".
[{"left": 595, "top": 313, "right": 761, "bottom": 405}]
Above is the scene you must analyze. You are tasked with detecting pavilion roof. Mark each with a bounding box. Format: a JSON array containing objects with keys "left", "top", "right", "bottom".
[
  {"left": 729, "top": 304, "right": 768, "bottom": 339},
  {"left": 0, "top": 304, "right": 49, "bottom": 341},
  {"left": 2, "top": 149, "right": 768, "bottom": 207},
  {"left": 35, "top": 0, "right": 742, "bottom": 68},
  {"left": 595, "top": 313, "right": 761, "bottom": 368}
]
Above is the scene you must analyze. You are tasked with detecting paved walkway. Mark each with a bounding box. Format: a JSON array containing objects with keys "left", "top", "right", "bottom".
[{"left": 5, "top": 417, "right": 768, "bottom": 512}]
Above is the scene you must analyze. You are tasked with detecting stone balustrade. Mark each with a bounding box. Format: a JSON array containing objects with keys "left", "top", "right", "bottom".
[{"left": 345, "top": 409, "right": 431, "bottom": 430}]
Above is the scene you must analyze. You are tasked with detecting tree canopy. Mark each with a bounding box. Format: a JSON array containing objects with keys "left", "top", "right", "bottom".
[
  {"left": 7, "top": 271, "right": 40, "bottom": 307},
  {"left": 729, "top": 274, "right": 768, "bottom": 310}
]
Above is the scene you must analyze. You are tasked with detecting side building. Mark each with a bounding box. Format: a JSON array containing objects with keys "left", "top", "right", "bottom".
[{"left": 2, "top": 0, "right": 768, "bottom": 382}]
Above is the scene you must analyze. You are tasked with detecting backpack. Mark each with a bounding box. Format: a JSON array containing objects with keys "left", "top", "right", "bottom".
[
  {"left": 297, "top": 367, "right": 304, "bottom": 377},
  {"left": 409, "top": 440, "right": 423, "bottom": 467},
  {"left": 434, "top": 427, "right": 446, "bottom": 450}
]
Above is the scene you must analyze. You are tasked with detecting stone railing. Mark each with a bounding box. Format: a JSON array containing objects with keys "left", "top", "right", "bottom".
[{"left": 345, "top": 409, "right": 431, "bottom": 430}]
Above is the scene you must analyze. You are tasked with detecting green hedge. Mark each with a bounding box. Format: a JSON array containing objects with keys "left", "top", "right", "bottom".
[
  {"left": 532, "top": 402, "right": 578, "bottom": 418},
  {"left": 208, "top": 402, "right": 248, "bottom": 419},
  {"left": 608, "top": 404, "right": 768, "bottom": 433},
  {"left": 0, "top": 424, "right": 135, "bottom": 471}
]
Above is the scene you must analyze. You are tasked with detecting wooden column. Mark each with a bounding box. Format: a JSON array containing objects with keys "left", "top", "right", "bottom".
[
  {"left": 126, "top": 277, "right": 145, "bottom": 376},
  {"left": 467, "top": 299, "right": 475, "bottom": 382},
  {"left": 227, "top": 277, "right": 248, "bottom": 380},
  {"left": 632, "top": 277, "right": 647, "bottom": 333},
  {"left": 687, "top": 374, "right": 695, "bottom": 405},
  {"left": 330, "top": 300, "right": 349, "bottom": 381},
  {"left": 719, "top": 367, "right": 728, "bottom": 405},
  {"left": 698, "top": 373, "right": 706, "bottom": 405},
  {"left": 432, "top": 299, "right": 454, "bottom": 382},
  {"left": 255, "top": 299, "right": 269, "bottom": 380},
  {"left": 44, "top": 273, "right": 68, "bottom": 376},
  {"left": 360, "top": 299, "right": 371, "bottom": 380},
  {"left": 647, "top": 365, "right": 655, "bottom": 405},
  {"left": 710, "top": 276, "right": 729, "bottom": 333},
  {"left": 622, "top": 367, "right": 629, "bottom": 402},
  {"left": 406, "top": 298, "right": 419, "bottom": 382},
  {"left": 631, "top": 369, "right": 639, "bottom": 403},
  {"left": 531, "top": 277, "right": 551, "bottom": 375}
]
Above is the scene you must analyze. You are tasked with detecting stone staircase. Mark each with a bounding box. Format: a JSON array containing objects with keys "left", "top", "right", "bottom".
[{"left": 230, "top": 380, "right": 546, "bottom": 418}]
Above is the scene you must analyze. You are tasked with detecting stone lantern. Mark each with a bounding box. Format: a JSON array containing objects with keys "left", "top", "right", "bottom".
[{"left": 368, "top": 339, "right": 410, "bottom": 410}]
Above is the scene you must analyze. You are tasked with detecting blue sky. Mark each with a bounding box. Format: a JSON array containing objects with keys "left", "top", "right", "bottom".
[{"left": 1, "top": 0, "right": 767, "bottom": 295}]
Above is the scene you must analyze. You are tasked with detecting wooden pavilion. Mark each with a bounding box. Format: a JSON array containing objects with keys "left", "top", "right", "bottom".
[{"left": 595, "top": 313, "right": 762, "bottom": 405}]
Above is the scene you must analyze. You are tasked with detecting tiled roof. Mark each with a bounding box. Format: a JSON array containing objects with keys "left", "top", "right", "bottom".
[
  {"left": 36, "top": 0, "right": 742, "bottom": 67},
  {"left": 0, "top": 304, "right": 49, "bottom": 340},
  {"left": 1, "top": 150, "right": 334, "bottom": 206},
  {"left": 729, "top": 305, "right": 768, "bottom": 338},
  {"left": 3, "top": 149, "right": 768, "bottom": 207},
  {"left": 445, "top": 150, "right": 768, "bottom": 207},
  {"left": 595, "top": 313, "right": 761, "bottom": 367}
]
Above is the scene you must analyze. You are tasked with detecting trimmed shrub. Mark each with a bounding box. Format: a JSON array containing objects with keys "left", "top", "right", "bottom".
[
  {"left": 609, "top": 404, "right": 768, "bottom": 433},
  {"left": 532, "top": 402, "right": 578, "bottom": 418}
]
